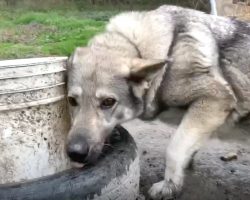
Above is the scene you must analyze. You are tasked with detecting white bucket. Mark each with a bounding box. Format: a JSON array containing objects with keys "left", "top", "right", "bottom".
[{"left": 0, "top": 57, "right": 71, "bottom": 184}]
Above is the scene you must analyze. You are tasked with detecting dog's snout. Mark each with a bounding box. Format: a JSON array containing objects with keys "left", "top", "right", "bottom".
[{"left": 67, "top": 135, "right": 89, "bottom": 163}]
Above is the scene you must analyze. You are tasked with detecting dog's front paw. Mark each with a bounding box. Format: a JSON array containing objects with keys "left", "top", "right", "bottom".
[{"left": 148, "top": 180, "right": 181, "bottom": 200}]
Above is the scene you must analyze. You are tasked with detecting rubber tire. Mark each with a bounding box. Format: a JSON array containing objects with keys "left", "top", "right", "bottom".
[{"left": 0, "top": 125, "right": 139, "bottom": 200}]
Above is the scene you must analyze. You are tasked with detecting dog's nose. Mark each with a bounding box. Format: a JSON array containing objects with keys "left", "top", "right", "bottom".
[{"left": 67, "top": 135, "right": 89, "bottom": 163}]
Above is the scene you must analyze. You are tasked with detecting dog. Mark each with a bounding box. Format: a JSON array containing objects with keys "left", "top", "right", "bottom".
[{"left": 66, "top": 5, "right": 250, "bottom": 199}]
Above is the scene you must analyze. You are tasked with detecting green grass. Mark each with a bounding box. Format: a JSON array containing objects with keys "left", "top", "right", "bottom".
[
  {"left": 0, "top": 0, "right": 210, "bottom": 60},
  {"left": 0, "top": 9, "right": 117, "bottom": 59}
]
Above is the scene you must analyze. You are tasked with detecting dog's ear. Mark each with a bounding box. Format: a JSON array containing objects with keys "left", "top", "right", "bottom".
[
  {"left": 67, "top": 47, "right": 90, "bottom": 69},
  {"left": 127, "top": 58, "right": 171, "bottom": 83},
  {"left": 123, "top": 58, "right": 171, "bottom": 100},
  {"left": 67, "top": 54, "right": 73, "bottom": 70}
]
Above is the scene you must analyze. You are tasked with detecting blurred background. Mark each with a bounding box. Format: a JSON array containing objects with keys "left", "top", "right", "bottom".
[{"left": 0, "top": 0, "right": 249, "bottom": 59}]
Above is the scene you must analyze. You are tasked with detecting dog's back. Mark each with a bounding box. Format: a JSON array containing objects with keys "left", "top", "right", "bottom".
[
  {"left": 108, "top": 5, "right": 250, "bottom": 119},
  {"left": 150, "top": 6, "right": 250, "bottom": 119}
]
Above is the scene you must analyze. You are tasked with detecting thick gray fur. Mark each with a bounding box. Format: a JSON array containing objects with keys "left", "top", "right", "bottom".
[{"left": 67, "top": 5, "right": 250, "bottom": 199}]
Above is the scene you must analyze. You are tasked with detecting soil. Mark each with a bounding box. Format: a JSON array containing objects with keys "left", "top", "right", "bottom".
[{"left": 123, "top": 108, "right": 250, "bottom": 200}]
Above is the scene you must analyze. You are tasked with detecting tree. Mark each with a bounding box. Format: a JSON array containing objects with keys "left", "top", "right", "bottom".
[{"left": 210, "top": 0, "right": 217, "bottom": 15}]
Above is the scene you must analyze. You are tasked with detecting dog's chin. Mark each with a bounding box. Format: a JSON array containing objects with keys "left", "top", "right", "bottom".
[
  {"left": 71, "top": 161, "right": 85, "bottom": 168},
  {"left": 71, "top": 148, "right": 103, "bottom": 168}
]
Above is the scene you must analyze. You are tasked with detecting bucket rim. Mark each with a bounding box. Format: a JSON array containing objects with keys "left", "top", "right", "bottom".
[
  {"left": 0, "top": 95, "right": 65, "bottom": 111},
  {"left": 0, "top": 57, "right": 68, "bottom": 69}
]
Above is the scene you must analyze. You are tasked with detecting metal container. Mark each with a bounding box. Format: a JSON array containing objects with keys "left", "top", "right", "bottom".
[{"left": 0, "top": 57, "right": 71, "bottom": 184}]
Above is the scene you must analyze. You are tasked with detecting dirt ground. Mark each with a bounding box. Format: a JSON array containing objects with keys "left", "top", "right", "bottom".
[{"left": 123, "top": 108, "right": 250, "bottom": 200}]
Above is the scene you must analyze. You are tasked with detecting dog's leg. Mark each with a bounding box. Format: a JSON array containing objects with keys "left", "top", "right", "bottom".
[{"left": 149, "top": 96, "right": 234, "bottom": 199}]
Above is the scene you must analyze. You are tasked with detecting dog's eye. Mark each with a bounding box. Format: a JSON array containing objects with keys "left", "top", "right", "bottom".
[
  {"left": 100, "top": 98, "right": 116, "bottom": 109},
  {"left": 68, "top": 97, "right": 78, "bottom": 107}
]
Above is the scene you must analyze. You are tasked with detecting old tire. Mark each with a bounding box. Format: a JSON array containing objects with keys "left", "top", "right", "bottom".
[{"left": 0, "top": 125, "right": 140, "bottom": 200}]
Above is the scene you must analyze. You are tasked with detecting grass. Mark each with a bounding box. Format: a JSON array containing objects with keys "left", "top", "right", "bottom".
[
  {"left": 0, "top": 9, "right": 118, "bottom": 59},
  {"left": 0, "top": 0, "right": 212, "bottom": 60}
]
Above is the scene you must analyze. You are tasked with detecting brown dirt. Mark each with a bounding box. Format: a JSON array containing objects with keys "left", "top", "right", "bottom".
[{"left": 0, "top": 23, "right": 56, "bottom": 44}]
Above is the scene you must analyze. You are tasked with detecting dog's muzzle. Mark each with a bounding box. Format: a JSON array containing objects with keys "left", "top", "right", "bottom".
[
  {"left": 66, "top": 132, "right": 104, "bottom": 166},
  {"left": 67, "top": 134, "right": 90, "bottom": 164}
]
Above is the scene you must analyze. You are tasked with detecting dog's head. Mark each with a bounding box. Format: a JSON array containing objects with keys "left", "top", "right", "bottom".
[{"left": 66, "top": 47, "right": 168, "bottom": 166}]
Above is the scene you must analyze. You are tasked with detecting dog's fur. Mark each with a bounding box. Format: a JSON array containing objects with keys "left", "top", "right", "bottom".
[{"left": 67, "top": 5, "right": 250, "bottom": 199}]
